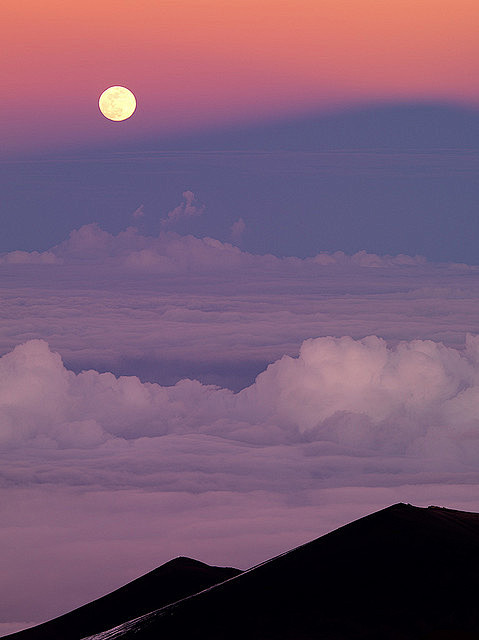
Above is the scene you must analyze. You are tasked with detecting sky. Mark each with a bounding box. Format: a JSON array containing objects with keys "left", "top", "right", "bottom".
[
  {"left": 1, "top": 0, "right": 479, "bottom": 635},
  {"left": 3, "top": 0, "right": 479, "bottom": 154}
]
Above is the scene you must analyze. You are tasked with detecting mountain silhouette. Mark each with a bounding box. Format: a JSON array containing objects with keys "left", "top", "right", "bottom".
[
  {"left": 4, "top": 504, "right": 479, "bottom": 639},
  {"left": 1, "top": 557, "right": 240, "bottom": 640},
  {"left": 81, "top": 503, "right": 479, "bottom": 639}
]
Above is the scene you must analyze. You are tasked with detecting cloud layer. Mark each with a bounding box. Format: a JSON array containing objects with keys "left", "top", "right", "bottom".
[
  {"left": 0, "top": 222, "right": 452, "bottom": 270},
  {"left": 1, "top": 335, "right": 479, "bottom": 627},
  {"left": 2, "top": 224, "right": 479, "bottom": 631},
  {"left": 2, "top": 335, "right": 479, "bottom": 462},
  {"left": 1, "top": 223, "right": 478, "bottom": 393}
]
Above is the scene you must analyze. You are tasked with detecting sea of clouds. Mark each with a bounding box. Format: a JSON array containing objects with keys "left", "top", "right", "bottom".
[
  {"left": 1, "top": 224, "right": 479, "bottom": 631},
  {"left": 1, "top": 223, "right": 478, "bottom": 390}
]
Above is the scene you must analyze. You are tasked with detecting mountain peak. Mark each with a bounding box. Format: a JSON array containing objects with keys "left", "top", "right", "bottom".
[
  {"left": 5, "top": 503, "right": 479, "bottom": 640},
  {"left": 81, "top": 503, "right": 479, "bottom": 640},
  {"left": 2, "top": 557, "right": 240, "bottom": 640}
]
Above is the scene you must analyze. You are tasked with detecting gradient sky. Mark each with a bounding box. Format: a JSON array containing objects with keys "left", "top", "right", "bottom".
[
  {"left": 2, "top": 0, "right": 479, "bottom": 263},
  {"left": 1, "top": 1, "right": 479, "bottom": 636},
  {"left": 3, "top": 0, "right": 479, "bottom": 153}
]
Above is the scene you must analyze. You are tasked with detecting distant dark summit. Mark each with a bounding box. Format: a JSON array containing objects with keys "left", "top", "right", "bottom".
[
  {"left": 4, "top": 504, "right": 479, "bottom": 639},
  {"left": 1, "top": 557, "right": 240, "bottom": 640},
  {"left": 91, "top": 504, "right": 479, "bottom": 639}
]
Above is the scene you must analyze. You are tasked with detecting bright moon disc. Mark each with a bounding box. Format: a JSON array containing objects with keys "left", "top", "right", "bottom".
[{"left": 99, "top": 86, "right": 136, "bottom": 121}]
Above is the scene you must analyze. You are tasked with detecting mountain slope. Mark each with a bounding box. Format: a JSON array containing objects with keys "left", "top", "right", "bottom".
[
  {"left": 2, "top": 557, "right": 240, "bottom": 640},
  {"left": 82, "top": 504, "right": 479, "bottom": 640}
]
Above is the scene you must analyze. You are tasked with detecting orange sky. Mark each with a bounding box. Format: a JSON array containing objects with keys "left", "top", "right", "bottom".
[{"left": 3, "top": 0, "right": 479, "bottom": 152}]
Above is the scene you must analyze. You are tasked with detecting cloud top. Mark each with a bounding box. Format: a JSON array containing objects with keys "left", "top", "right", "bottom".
[
  {"left": 2, "top": 334, "right": 479, "bottom": 624},
  {"left": 161, "top": 191, "right": 205, "bottom": 227},
  {"left": 0, "top": 250, "right": 60, "bottom": 265},
  {"left": 1, "top": 223, "right": 453, "bottom": 272},
  {"left": 2, "top": 335, "right": 479, "bottom": 465}
]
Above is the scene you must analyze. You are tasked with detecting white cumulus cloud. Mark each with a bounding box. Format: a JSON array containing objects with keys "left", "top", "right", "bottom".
[
  {"left": 2, "top": 335, "right": 479, "bottom": 464},
  {"left": 1, "top": 335, "right": 479, "bottom": 625}
]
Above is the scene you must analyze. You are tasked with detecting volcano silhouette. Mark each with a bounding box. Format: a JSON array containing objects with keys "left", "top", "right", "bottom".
[
  {"left": 4, "top": 504, "right": 479, "bottom": 639},
  {"left": 2, "top": 557, "right": 240, "bottom": 640}
]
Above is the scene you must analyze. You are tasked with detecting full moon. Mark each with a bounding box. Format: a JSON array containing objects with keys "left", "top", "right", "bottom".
[{"left": 99, "top": 86, "right": 136, "bottom": 121}]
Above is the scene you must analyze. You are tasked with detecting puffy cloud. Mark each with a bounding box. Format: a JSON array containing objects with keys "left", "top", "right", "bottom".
[
  {"left": 2, "top": 224, "right": 479, "bottom": 629},
  {"left": 1, "top": 224, "right": 479, "bottom": 395},
  {"left": 52, "top": 223, "right": 118, "bottom": 263},
  {"left": 309, "top": 249, "right": 428, "bottom": 268},
  {"left": 1, "top": 335, "right": 479, "bottom": 627},
  {"left": 243, "top": 335, "right": 479, "bottom": 456},
  {"left": 31, "top": 223, "right": 270, "bottom": 272},
  {"left": 1, "top": 223, "right": 455, "bottom": 271},
  {"left": 123, "top": 233, "right": 259, "bottom": 272},
  {"left": 0, "top": 339, "right": 234, "bottom": 449},
  {"left": 0, "top": 250, "right": 60, "bottom": 264},
  {"left": 161, "top": 191, "right": 205, "bottom": 226},
  {"left": 2, "top": 336, "right": 479, "bottom": 464}
]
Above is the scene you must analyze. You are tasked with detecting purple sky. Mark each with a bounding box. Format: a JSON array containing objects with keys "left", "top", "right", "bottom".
[
  {"left": 2, "top": 105, "right": 479, "bottom": 264},
  {"left": 1, "top": 221, "right": 479, "bottom": 634}
]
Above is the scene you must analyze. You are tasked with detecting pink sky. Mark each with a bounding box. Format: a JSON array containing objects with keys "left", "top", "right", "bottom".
[{"left": 3, "top": 0, "right": 479, "bottom": 153}]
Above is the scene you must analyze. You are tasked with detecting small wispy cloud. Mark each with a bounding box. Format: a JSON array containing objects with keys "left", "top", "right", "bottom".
[
  {"left": 132, "top": 204, "right": 145, "bottom": 219},
  {"left": 161, "top": 191, "right": 205, "bottom": 227},
  {"left": 231, "top": 217, "right": 246, "bottom": 243}
]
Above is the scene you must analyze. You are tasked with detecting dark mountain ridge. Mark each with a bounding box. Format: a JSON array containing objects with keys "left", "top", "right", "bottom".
[
  {"left": 1, "top": 557, "right": 240, "bottom": 640},
  {"left": 4, "top": 503, "right": 479, "bottom": 640},
  {"left": 83, "top": 503, "right": 479, "bottom": 639}
]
